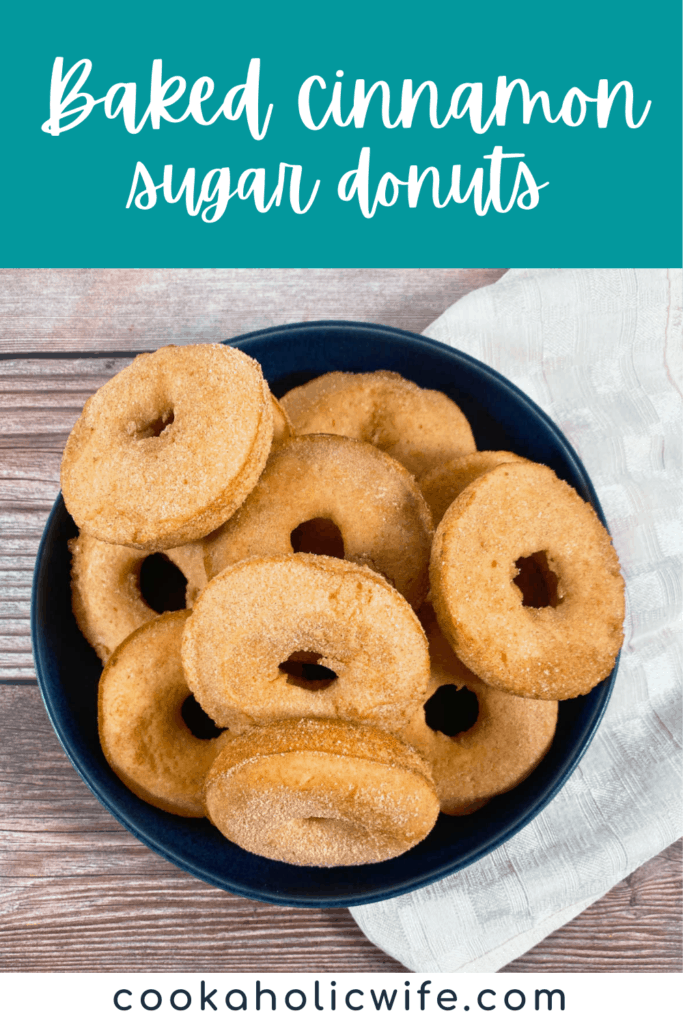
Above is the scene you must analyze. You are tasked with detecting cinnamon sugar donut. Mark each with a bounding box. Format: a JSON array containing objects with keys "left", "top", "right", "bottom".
[
  {"left": 69, "top": 531, "right": 207, "bottom": 663},
  {"left": 430, "top": 462, "right": 625, "bottom": 700},
  {"left": 204, "top": 434, "right": 433, "bottom": 609},
  {"left": 61, "top": 344, "right": 273, "bottom": 549},
  {"left": 402, "top": 606, "right": 558, "bottom": 814},
  {"left": 182, "top": 553, "right": 430, "bottom": 733},
  {"left": 420, "top": 451, "right": 527, "bottom": 526},
  {"left": 99, "top": 611, "right": 229, "bottom": 817},
  {"left": 204, "top": 719, "right": 439, "bottom": 866},
  {"left": 281, "top": 371, "right": 476, "bottom": 479}
]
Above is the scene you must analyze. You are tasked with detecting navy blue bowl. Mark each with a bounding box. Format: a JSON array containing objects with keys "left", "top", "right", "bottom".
[{"left": 32, "top": 321, "right": 617, "bottom": 908}]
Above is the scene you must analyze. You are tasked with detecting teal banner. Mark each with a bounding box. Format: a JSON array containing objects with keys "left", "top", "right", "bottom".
[{"left": 2, "top": 0, "right": 681, "bottom": 267}]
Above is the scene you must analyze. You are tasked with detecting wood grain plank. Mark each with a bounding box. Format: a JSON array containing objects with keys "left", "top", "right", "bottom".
[
  {"left": 0, "top": 437, "right": 60, "bottom": 675},
  {"left": 0, "top": 268, "right": 506, "bottom": 354},
  {"left": 0, "top": 876, "right": 406, "bottom": 973},
  {"left": 0, "top": 357, "right": 135, "bottom": 450},
  {"left": 0, "top": 688, "right": 680, "bottom": 973}
]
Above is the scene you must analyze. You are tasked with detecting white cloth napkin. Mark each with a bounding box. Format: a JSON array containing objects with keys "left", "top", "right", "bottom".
[{"left": 351, "top": 267, "right": 682, "bottom": 972}]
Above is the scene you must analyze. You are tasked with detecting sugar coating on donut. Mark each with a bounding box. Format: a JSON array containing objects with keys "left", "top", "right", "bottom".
[
  {"left": 182, "top": 553, "right": 431, "bottom": 733},
  {"left": 420, "top": 451, "right": 528, "bottom": 526},
  {"left": 270, "top": 394, "right": 293, "bottom": 446},
  {"left": 205, "top": 719, "right": 439, "bottom": 866},
  {"left": 98, "top": 611, "right": 229, "bottom": 817},
  {"left": 167, "top": 540, "right": 208, "bottom": 606},
  {"left": 70, "top": 532, "right": 208, "bottom": 663},
  {"left": 402, "top": 605, "right": 558, "bottom": 814},
  {"left": 204, "top": 434, "right": 433, "bottom": 609},
  {"left": 281, "top": 370, "right": 476, "bottom": 480},
  {"left": 430, "top": 462, "right": 625, "bottom": 700},
  {"left": 61, "top": 344, "right": 273, "bottom": 549}
]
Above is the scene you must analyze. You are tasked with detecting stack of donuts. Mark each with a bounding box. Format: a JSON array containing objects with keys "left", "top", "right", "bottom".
[{"left": 60, "top": 344, "right": 625, "bottom": 867}]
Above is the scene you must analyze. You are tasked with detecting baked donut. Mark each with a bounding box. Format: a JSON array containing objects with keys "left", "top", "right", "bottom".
[
  {"left": 281, "top": 371, "right": 476, "bottom": 480},
  {"left": 182, "top": 553, "right": 431, "bottom": 733},
  {"left": 271, "top": 394, "right": 293, "bottom": 445},
  {"left": 204, "top": 718, "right": 440, "bottom": 866},
  {"left": 402, "top": 605, "right": 558, "bottom": 814},
  {"left": 204, "top": 434, "right": 433, "bottom": 609},
  {"left": 61, "top": 344, "right": 273, "bottom": 549},
  {"left": 99, "top": 611, "right": 229, "bottom": 816},
  {"left": 420, "top": 451, "right": 527, "bottom": 526},
  {"left": 430, "top": 462, "right": 625, "bottom": 700},
  {"left": 69, "top": 531, "right": 207, "bottom": 663}
]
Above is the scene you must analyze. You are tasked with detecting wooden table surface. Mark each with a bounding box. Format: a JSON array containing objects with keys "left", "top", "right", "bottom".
[{"left": 0, "top": 268, "right": 680, "bottom": 973}]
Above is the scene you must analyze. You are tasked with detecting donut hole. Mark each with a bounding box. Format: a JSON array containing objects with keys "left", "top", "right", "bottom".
[
  {"left": 134, "top": 409, "right": 175, "bottom": 440},
  {"left": 290, "top": 518, "right": 345, "bottom": 559},
  {"left": 513, "top": 550, "right": 561, "bottom": 608},
  {"left": 425, "top": 684, "right": 479, "bottom": 737},
  {"left": 279, "top": 650, "right": 338, "bottom": 691},
  {"left": 181, "top": 694, "right": 225, "bottom": 740},
  {"left": 139, "top": 553, "right": 188, "bottom": 613}
]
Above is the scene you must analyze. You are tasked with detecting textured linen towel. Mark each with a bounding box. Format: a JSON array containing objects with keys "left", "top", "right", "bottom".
[{"left": 351, "top": 267, "right": 682, "bottom": 972}]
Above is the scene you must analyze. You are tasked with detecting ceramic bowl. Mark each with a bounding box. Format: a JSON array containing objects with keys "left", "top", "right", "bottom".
[{"left": 32, "top": 321, "right": 617, "bottom": 907}]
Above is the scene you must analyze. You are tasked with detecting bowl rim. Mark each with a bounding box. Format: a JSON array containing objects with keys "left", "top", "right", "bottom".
[{"left": 31, "top": 320, "right": 618, "bottom": 907}]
